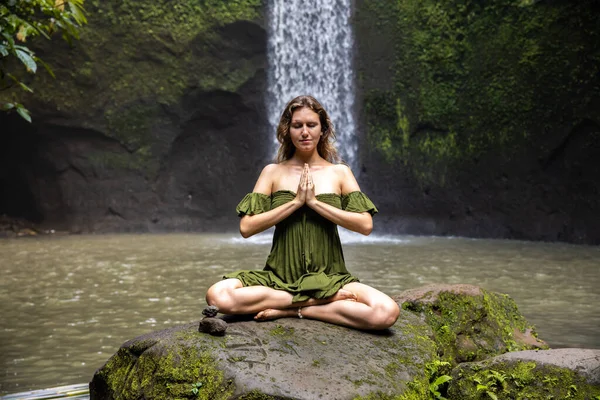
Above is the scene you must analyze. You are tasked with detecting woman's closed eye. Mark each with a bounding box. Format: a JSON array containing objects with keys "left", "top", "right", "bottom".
[{"left": 292, "top": 123, "right": 318, "bottom": 129}]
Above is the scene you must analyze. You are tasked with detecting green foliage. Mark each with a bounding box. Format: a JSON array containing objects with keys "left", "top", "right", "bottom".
[
  {"left": 451, "top": 360, "right": 600, "bottom": 399},
  {"left": 190, "top": 381, "right": 203, "bottom": 396},
  {"left": 358, "top": 0, "right": 600, "bottom": 185},
  {"left": 79, "top": 0, "right": 263, "bottom": 107},
  {"left": 426, "top": 360, "right": 452, "bottom": 399},
  {"left": 89, "top": 0, "right": 261, "bottom": 34},
  {"left": 0, "top": 0, "right": 87, "bottom": 121},
  {"left": 473, "top": 369, "right": 509, "bottom": 399},
  {"left": 269, "top": 324, "right": 295, "bottom": 337},
  {"left": 5, "top": 0, "right": 264, "bottom": 156}
]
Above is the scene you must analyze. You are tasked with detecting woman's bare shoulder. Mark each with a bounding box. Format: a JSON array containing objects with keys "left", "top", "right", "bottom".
[
  {"left": 260, "top": 163, "right": 280, "bottom": 174},
  {"left": 331, "top": 164, "right": 360, "bottom": 193},
  {"left": 253, "top": 163, "right": 281, "bottom": 194},
  {"left": 331, "top": 163, "right": 353, "bottom": 177}
]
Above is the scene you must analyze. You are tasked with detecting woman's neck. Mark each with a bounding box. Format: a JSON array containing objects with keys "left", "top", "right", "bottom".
[{"left": 290, "top": 151, "right": 324, "bottom": 166}]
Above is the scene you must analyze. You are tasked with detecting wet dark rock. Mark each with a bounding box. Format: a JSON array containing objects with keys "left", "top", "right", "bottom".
[
  {"left": 91, "top": 305, "right": 438, "bottom": 399},
  {"left": 202, "top": 305, "right": 219, "bottom": 318},
  {"left": 198, "top": 317, "right": 227, "bottom": 336},
  {"left": 0, "top": 214, "right": 63, "bottom": 238}
]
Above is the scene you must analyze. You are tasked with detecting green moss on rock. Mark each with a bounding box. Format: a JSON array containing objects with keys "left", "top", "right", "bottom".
[
  {"left": 449, "top": 360, "right": 600, "bottom": 399},
  {"left": 396, "top": 285, "right": 547, "bottom": 365},
  {"left": 94, "top": 340, "right": 234, "bottom": 400},
  {"left": 269, "top": 324, "right": 295, "bottom": 337},
  {"left": 2, "top": 0, "right": 265, "bottom": 164},
  {"left": 356, "top": 0, "right": 600, "bottom": 186}
]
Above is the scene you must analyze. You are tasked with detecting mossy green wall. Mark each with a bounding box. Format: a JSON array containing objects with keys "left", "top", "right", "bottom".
[
  {"left": 33, "top": 0, "right": 263, "bottom": 111},
  {"left": 356, "top": 0, "right": 600, "bottom": 185},
  {"left": 1, "top": 0, "right": 264, "bottom": 179}
]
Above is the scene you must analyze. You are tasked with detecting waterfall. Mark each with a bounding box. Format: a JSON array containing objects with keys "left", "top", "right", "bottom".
[{"left": 266, "top": 0, "right": 356, "bottom": 166}]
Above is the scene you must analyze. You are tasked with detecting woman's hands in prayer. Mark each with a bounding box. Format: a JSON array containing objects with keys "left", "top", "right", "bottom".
[{"left": 295, "top": 163, "right": 317, "bottom": 207}]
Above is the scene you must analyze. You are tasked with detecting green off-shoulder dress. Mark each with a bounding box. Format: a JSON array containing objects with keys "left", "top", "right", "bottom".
[{"left": 224, "top": 190, "right": 378, "bottom": 303}]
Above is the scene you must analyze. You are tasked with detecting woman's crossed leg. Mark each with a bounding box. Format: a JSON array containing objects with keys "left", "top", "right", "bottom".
[{"left": 205, "top": 279, "right": 399, "bottom": 330}]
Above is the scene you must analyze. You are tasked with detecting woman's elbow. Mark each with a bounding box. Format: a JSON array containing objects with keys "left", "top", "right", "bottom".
[
  {"left": 359, "top": 219, "right": 373, "bottom": 236},
  {"left": 239, "top": 228, "right": 251, "bottom": 238},
  {"left": 239, "top": 219, "right": 253, "bottom": 238}
]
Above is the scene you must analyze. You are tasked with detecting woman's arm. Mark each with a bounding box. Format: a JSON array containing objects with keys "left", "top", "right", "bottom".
[
  {"left": 239, "top": 164, "right": 305, "bottom": 238},
  {"left": 306, "top": 165, "right": 373, "bottom": 236},
  {"left": 307, "top": 201, "right": 373, "bottom": 235}
]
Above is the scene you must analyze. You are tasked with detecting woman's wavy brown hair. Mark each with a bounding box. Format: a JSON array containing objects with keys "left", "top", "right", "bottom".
[{"left": 276, "top": 95, "right": 340, "bottom": 163}]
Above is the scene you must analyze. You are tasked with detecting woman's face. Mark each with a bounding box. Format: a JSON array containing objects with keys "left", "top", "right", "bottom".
[{"left": 289, "top": 107, "right": 322, "bottom": 153}]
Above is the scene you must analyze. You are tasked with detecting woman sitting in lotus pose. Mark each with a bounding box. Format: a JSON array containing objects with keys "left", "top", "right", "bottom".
[{"left": 205, "top": 95, "right": 399, "bottom": 330}]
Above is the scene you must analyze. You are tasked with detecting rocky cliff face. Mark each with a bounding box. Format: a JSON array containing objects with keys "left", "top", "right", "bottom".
[
  {"left": 0, "top": 0, "right": 270, "bottom": 233},
  {"left": 353, "top": 0, "right": 600, "bottom": 244}
]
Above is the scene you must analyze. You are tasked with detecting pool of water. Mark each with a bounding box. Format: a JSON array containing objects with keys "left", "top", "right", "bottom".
[{"left": 1, "top": 232, "right": 598, "bottom": 395}]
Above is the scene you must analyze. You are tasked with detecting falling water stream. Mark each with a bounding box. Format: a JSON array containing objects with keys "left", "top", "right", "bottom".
[{"left": 267, "top": 0, "right": 357, "bottom": 165}]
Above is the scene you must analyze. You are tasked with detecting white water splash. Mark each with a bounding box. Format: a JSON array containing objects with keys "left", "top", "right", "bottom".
[
  {"left": 224, "top": 229, "right": 414, "bottom": 246},
  {"left": 266, "top": 0, "right": 357, "bottom": 166}
]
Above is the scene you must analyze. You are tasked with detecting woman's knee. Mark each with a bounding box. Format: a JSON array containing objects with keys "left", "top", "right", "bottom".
[
  {"left": 205, "top": 284, "right": 222, "bottom": 306},
  {"left": 346, "top": 283, "right": 400, "bottom": 329},
  {"left": 370, "top": 299, "right": 400, "bottom": 329},
  {"left": 205, "top": 280, "right": 237, "bottom": 312}
]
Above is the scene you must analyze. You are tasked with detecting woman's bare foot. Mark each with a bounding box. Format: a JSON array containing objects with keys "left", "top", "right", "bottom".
[
  {"left": 301, "top": 289, "right": 357, "bottom": 307},
  {"left": 255, "top": 308, "right": 297, "bottom": 321}
]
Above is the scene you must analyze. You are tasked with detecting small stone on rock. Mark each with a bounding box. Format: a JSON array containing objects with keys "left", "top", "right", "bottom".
[
  {"left": 202, "top": 305, "right": 219, "bottom": 318},
  {"left": 198, "top": 317, "right": 227, "bottom": 336}
]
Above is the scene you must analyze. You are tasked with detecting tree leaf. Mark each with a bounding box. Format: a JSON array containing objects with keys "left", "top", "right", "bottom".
[
  {"left": 18, "top": 81, "right": 33, "bottom": 93},
  {"left": 2, "top": 31, "right": 16, "bottom": 47},
  {"left": 1, "top": 102, "right": 15, "bottom": 111},
  {"left": 15, "top": 48, "right": 37, "bottom": 73},
  {"left": 34, "top": 56, "right": 56, "bottom": 78},
  {"left": 68, "top": 1, "right": 88, "bottom": 25},
  {"left": 16, "top": 104, "right": 32, "bottom": 122},
  {"left": 433, "top": 375, "right": 452, "bottom": 386},
  {"left": 486, "top": 392, "right": 498, "bottom": 400}
]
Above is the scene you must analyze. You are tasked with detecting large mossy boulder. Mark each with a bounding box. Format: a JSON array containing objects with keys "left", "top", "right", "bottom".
[
  {"left": 448, "top": 349, "right": 600, "bottom": 399},
  {"left": 394, "top": 284, "right": 547, "bottom": 364},
  {"left": 90, "top": 312, "right": 439, "bottom": 400},
  {"left": 90, "top": 284, "right": 555, "bottom": 399}
]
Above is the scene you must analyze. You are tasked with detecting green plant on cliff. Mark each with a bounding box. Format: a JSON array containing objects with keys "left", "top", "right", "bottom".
[
  {"left": 13, "top": 0, "right": 263, "bottom": 176},
  {"left": 451, "top": 361, "right": 600, "bottom": 399},
  {"left": 80, "top": 0, "right": 262, "bottom": 110},
  {"left": 426, "top": 360, "right": 452, "bottom": 399},
  {"left": 190, "top": 381, "right": 204, "bottom": 396},
  {"left": 0, "top": 0, "right": 87, "bottom": 121},
  {"left": 360, "top": 0, "right": 600, "bottom": 185}
]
